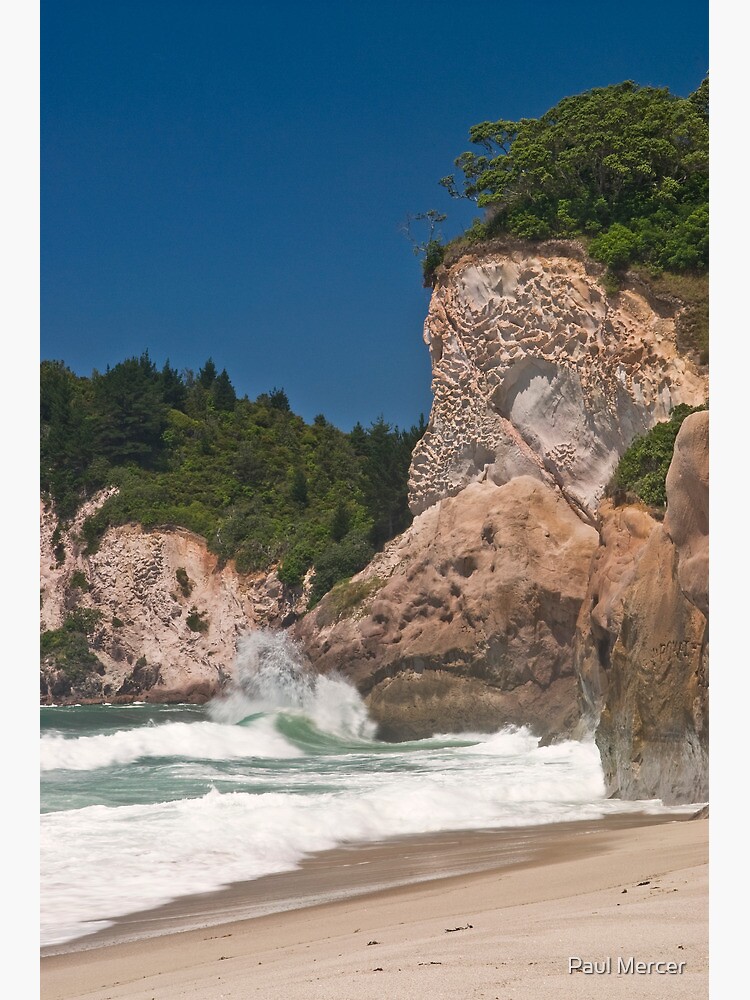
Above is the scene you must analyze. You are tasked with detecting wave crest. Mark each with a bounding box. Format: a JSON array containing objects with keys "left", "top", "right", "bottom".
[{"left": 208, "top": 630, "right": 376, "bottom": 741}]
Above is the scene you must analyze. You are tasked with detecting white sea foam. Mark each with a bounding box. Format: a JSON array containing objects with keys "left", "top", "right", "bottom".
[
  {"left": 40, "top": 726, "right": 690, "bottom": 947},
  {"left": 40, "top": 630, "right": 698, "bottom": 949},
  {"left": 40, "top": 716, "right": 300, "bottom": 771}
]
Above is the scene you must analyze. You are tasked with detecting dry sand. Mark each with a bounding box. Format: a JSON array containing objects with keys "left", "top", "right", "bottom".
[{"left": 41, "top": 816, "right": 707, "bottom": 1000}]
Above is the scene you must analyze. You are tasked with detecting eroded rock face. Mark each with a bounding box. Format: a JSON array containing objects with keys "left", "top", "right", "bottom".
[
  {"left": 575, "top": 414, "right": 709, "bottom": 803},
  {"left": 594, "top": 525, "right": 708, "bottom": 804},
  {"left": 573, "top": 500, "right": 658, "bottom": 729},
  {"left": 293, "top": 478, "right": 598, "bottom": 740},
  {"left": 40, "top": 492, "right": 305, "bottom": 704},
  {"left": 409, "top": 244, "right": 707, "bottom": 519},
  {"left": 664, "top": 411, "right": 709, "bottom": 616}
]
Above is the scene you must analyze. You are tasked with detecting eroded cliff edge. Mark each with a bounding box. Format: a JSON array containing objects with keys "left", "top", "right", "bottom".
[
  {"left": 576, "top": 411, "right": 708, "bottom": 803},
  {"left": 40, "top": 490, "right": 305, "bottom": 704}
]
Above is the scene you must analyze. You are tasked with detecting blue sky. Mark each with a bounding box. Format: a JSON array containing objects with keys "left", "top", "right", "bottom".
[{"left": 41, "top": 0, "right": 708, "bottom": 430}]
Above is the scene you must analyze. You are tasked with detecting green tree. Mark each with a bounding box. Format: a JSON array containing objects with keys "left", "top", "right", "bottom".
[
  {"left": 159, "top": 360, "right": 187, "bottom": 410},
  {"left": 90, "top": 354, "right": 167, "bottom": 466},
  {"left": 290, "top": 467, "right": 309, "bottom": 506},
  {"left": 40, "top": 361, "right": 95, "bottom": 515},
  {"left": 212, "top": 368, "right": 237, "bottom": 411},
  {"left": 440, "top": 80, "right": 708, "bottom": 274},
  {"left": 330, "top": 501, "right": 350, "bottom": 541},
  {"left": 401, "top": 210, "right": 447, "bottom": 285},
  {"left": 198, "top": 358, "right": 218, "bottom": 389},
  {"left": 360, "top": 417, "right": 422, "bottom": 546},
  {"left": 268, "top": 387, "right": 291, "bottom": 412}
]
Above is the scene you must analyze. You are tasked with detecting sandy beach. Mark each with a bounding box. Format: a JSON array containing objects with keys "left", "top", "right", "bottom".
[{"left": 41, "top": 814, "right": 707, "bottom": 1000}]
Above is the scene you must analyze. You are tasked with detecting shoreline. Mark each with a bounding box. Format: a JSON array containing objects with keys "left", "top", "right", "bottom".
[
  {"left": 41, "top": 813, "right": 707, "bottom": 999},
  {"left": 43, "top": 811, "right": 679, "bottom": 956}
]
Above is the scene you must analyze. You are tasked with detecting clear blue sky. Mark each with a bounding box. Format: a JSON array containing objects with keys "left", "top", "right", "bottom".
[{"left": 41, "top": 0, "right": 708, "bottom": 431}]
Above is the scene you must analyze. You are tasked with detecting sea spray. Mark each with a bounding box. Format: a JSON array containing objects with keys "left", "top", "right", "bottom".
[{"left": 208, "top": 630, "right": 377, "bottom": 741}]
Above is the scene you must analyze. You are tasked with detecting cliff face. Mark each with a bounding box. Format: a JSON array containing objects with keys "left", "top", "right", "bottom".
[
  {"left": 580, "top": 412, "right": 709, "bottom": 803},
  {"left": 293, "top": 477, "right": 598, "bottom": 740},
  {"left": 295, "top": 246, "right": 708, "bottom": 802},
  {"left": 409, "top": 244, "right": 706, "bottom": 520},
  {"left": 40, "top": 491, "right": 303, "bottom": 704}
]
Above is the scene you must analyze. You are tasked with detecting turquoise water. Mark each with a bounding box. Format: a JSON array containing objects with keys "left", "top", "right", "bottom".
[{"left": 40, "top": 631, "right": 688, "bottom": 949}]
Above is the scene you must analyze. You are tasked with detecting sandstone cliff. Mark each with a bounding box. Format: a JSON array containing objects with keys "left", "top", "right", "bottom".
[
  {"left": 409, "top": 242, "right": 706, "bottom": 520},
  {"left": 575, "top": 412, "right": 708, "bottom": 803},
  {"left": 293, "top": 245, "right": 708, "bottom": 802},
  {"left": 40, "top": 490, "right": 304, "bottom": 704},
  {"left": 294, "top": 477, "right": 598, "bottom": 740}
]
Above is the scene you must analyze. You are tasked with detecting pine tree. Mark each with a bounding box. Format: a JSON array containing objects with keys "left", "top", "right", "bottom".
[
  {"left": 212, "top": 369, "right": 237, "bottom": 411},
  {"left": 330, "top": 501, "right": 350, "bottom": 541},
  {"left": 198, "top": 358, "right": 218, "bottom": 389}
]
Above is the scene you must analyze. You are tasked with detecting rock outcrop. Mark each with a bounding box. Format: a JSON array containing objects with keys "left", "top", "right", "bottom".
[
  {"left": 294, "top": 477, "right": 598, "bottom": 740},
  {"left": 293, "top": 246, "right": 708, "bottom": 803},
  {"left": 409, "top": 243, "right": 707, "bottom": 520},
  {"left": 575, "top": 412, "right": 709, "bottom": 803},
  {"left": 40, "top": 491, "right": 304, "bottom": 704},
  {"left": 663, "top": 411, "right": 709, "bottom": 616}
]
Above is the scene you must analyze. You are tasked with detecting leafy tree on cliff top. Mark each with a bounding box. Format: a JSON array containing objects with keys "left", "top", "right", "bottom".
[{"left": 437, "top": 79, "right": 708, "bottom": 277}]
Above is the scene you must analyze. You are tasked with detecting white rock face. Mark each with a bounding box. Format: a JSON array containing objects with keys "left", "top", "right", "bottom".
[{"left": 409, "top": 245, "right": 707, "bottom": 518}]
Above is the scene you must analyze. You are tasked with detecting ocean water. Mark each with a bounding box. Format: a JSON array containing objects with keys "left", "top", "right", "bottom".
[{"left": 41, "top": 631, "right": 692, "bottom": 949}]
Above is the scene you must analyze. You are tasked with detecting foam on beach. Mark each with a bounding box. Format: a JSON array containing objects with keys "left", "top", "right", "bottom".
[{"left": 41, "top": 632, "right": 698, "bottom": 948}]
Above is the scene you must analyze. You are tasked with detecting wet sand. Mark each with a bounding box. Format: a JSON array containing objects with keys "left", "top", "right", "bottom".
[{"left": 41, "top": 814, "right": 708, "bottom": 999}]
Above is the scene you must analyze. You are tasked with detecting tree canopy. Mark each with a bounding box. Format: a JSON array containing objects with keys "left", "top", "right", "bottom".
[
  {"left": 434, "top": 80, "right": 708, "bottom": 280},
  {"left": 41, "top": 357, "right": 425, "bottom": 604}
]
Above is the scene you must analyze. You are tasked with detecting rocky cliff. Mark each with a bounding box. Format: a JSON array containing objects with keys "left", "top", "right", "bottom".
[
  {"left": 40, "top": 242, "right": 708, "bottom": 803},
  {"left": 577, "top": 412, "right": 709, "bottom": 803},
  {"left": 409, "top": 242, "right": 705, "bottom": 520},
  {"left": 294, "top": 244, "right": 708, "bottom": 801},
  {"left": 294, "top": 477, "right": 598, "bottom": 740},
  {"left": 40, "top": 490, "right": 304, "bottom": 704}
]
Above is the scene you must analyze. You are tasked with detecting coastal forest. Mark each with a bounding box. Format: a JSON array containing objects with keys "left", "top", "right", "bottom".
[{"left": 41, "top": 355, "right": 424, "bottom": 606}]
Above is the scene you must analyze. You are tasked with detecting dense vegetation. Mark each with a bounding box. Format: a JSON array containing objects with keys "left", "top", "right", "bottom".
[
  {"left": 41, "top": 355, "right": 424, "bottom": 603},
  {"left": 426, "top": 79, "right": 708, "bottom": 287},
  {"left": 40, "top": 610, "right": 104, "bottom": 684},
  {"left": 608, "top": 404, "right": 706, "bottom": 508}
]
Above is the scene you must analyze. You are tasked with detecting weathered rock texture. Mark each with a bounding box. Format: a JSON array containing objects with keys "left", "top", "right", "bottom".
[
  {"left": 664, "top": 411, "right": 709, "bottom": 617},
  {"left": 294, "top": 478, "right": 598, "bottom": 740},
  {"left": 409, "top": 243, "right": 707, "bottom": 519},
  {"left": 574, "top": 413, "right": 709, "bottom": 803},
  {"left": 40, "top": 491, "right": 304, "bottom": 704}
]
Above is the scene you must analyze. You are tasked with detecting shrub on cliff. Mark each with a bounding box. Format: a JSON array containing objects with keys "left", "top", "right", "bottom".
[
  {"left": 438, "top": 79, "right": 708, "bottom": 279},
  {"left": 40, "top": 624, "right": 103, "bottom": 684},
  {"left": 307, "top": 531, "right": 375, "bottom": 607},
  {"left": 608, "top": 404, "right": 706, "bottom": 508}
]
